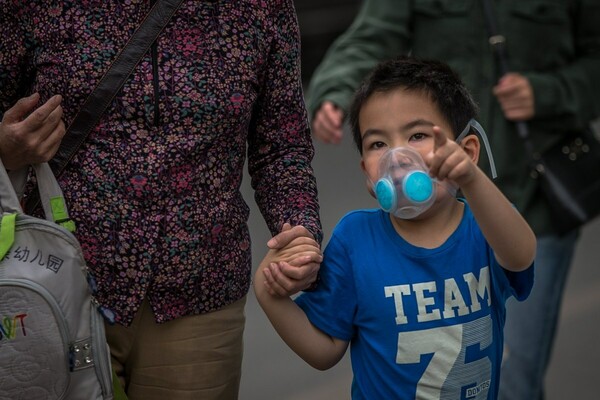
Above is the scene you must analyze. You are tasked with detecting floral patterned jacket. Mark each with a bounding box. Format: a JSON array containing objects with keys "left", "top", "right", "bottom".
[{"left": 0, "top": 0, "right": 322, "bottom": 325}]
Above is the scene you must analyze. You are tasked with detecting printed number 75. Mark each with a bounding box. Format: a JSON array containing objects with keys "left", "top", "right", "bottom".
[{"left": 396, "top": 316, "right": 492, "bottom": 399}]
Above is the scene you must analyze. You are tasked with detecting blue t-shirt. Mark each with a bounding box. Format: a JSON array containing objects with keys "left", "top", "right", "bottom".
[{"left": 295, "top": 204, "right": 534, "bottom": 400}]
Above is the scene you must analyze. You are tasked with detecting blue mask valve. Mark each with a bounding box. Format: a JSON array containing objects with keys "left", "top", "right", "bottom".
[
  {"left": 375, "top": 178, "right": 397, "bottom": 212},
  {"left": 403, "top": 171, "right": 433, "bottom": 203}
]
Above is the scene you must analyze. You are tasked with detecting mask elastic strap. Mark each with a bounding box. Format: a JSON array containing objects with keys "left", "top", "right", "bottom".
[{"left": 456, "top": 119, "right": 498, "bottom": 179}]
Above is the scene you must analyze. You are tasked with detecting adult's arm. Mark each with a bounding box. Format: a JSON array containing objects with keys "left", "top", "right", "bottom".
[
  {"left": 305, "top": 0, "right": 411, "bottom": 119},
  {"left": 247, "top": 0, "right": 322, "bottom": 244}
]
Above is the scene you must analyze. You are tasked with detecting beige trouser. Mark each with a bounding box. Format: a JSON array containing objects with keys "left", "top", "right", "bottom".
[{"left": 105, "top": 296, "right": 246, "bottom": 400}]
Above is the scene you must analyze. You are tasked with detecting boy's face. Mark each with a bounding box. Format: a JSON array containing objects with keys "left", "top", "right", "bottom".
[{"left": 359, "top": 88, "right": 454, "bottom": 189}]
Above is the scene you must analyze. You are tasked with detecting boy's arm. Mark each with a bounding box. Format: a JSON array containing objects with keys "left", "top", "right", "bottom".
[
  {"left": 461, "top": 168, "right": 536, "bottom": 271},
  {"left": 254, "top": 260, "right": 349, "bottom": 370},
  {"left": 429, "top": 127, "right": 536, "bottom": 271}
]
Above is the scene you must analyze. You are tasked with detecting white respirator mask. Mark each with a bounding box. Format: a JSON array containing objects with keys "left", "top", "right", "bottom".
[{"left": 373, "top": 119, "right": 497, "bottom": 219}]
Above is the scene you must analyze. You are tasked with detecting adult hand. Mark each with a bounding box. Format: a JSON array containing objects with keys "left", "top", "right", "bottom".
[
  {"left": 0, "top": 93, "right": 66, "bottom": 170},
  {"left": 311, "top": 101, "right": 344, "bottom": 144},
  {"left": 492, "top": 73, "right": 535, "bottom": 121},
  {"left": 266, "top": 223, "right": 321, "bottom": 294},
  {"left": 267, "top": 222, "right": 316, "bottom": 249}
]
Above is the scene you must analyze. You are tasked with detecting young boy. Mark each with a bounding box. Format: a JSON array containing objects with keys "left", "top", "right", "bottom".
[{"left": 254, "top": 56, "right": 536, "bottom": 399}]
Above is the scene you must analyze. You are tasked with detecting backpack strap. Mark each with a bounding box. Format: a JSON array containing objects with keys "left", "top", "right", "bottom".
[{"left": 0, "top": 157, "right": 74, "bottom": 259}]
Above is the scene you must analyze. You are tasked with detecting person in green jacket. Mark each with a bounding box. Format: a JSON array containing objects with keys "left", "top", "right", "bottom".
[{"left": 305, "top": 0, "right": 600, "bottom": 399}]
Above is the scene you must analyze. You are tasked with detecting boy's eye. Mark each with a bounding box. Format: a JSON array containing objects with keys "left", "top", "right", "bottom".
[
  {"left": 409, "top": 132, "right": 428, "bottom": 142},
  {"left": 369, "top": 141, "right": 387, "bottom": 150}
]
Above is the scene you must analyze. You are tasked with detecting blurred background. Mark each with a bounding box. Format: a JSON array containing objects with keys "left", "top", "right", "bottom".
[
  {"left": 293, "top": 0, "right": 362, "bottom": 83},
  {"left": 239, "top": 2, "right": 600, "bottom": 398}
]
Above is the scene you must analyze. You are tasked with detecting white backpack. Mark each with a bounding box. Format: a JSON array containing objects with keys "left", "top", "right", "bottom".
[{"left": 0, "top": 160, "right": 114, "bottom": 400}]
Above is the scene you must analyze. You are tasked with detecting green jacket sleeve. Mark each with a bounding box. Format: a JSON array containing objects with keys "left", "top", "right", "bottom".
[{"left": 305, "top": 0, "right": 410, "bottom": 119}]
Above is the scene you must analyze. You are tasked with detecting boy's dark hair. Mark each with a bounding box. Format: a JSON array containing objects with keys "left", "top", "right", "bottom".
[{"left": 348, "top": 56, "right": 479, "bottom": 153}]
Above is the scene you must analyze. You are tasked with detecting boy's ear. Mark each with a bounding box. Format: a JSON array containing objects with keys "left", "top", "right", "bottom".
[{"left": 460, "top": 134, "right": 480, "bottom": 164}]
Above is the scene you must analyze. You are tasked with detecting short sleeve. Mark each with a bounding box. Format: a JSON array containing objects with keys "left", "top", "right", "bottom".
[{"left": 295, "top": 233, "right": 357, "bottom": 340}]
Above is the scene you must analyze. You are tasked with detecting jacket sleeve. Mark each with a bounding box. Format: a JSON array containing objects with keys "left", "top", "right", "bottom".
[
  {"left": 305, "top": 0, "right": 411, "bottom": 118},
  {"left": 525, "top": 0, "right": 600, "bottom": 130},
  {"left": 247, "top": 0, "right": 322, "bottom": 242}
]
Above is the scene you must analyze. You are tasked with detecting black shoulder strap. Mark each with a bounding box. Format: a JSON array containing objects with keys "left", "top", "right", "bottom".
[
  {"left": 27, "top": 0, "right": 184, "bottom": 211},
  {"left": 479, "top": 0, "right": 585, "bottom": 220},
  {"left": 50, "top": 0, "right": 184, "bottom": 176},
  {"left": 479, "top": 0, "right": 532, "bottom": 146}
]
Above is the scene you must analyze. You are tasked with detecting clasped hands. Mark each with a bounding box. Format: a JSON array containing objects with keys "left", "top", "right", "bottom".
[{"left": 259, "top": 223, "right": 323, "bottom": 297}]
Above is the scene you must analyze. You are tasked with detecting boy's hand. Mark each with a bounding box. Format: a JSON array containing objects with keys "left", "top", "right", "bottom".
[
  {"left": 262, "top": 259, "right": 320, "bottom": 297},
  {"left": 259, "top": 236, "right": 322, "bottom": 296},
  {"left": 258, "top": 223, "right": 322, "bottom": 297},
  {"left": 263, "top": 223, "right": 322, "bottom": 295},
  {"left": 427, "top": 126, "right": 477, "bottom": 187}
]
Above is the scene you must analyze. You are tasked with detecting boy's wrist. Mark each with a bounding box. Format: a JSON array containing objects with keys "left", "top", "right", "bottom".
[{"left": 303, "top": 273, "right": 321, "bottom": 292}]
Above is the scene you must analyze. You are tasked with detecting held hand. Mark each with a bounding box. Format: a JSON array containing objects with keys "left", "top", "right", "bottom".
[
  {"left": 0, "top": 93, "right": 66, "bottom": 170},
  {"left": 427, "top": 126, "right": 477, "bottom": 187},
  {"left": 311, "top": 101, "right": 344, "bottom": 144},
  {"left": 267, "top": 223, "right": 321, "bottom": 264},
  {"left": 263, "top": 222, "right": 322, "bottom": 296},
  {"left": 492, "top": 73, "right": 535, "bottom": 121},
  {"left": 262, "top": 259, "right": 320, "bottom": 297}
]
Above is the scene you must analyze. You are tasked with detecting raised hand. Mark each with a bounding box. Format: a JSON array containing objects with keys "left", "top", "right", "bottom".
[{"left": 426, "top": 126, "right": 477, "bottom": 187}]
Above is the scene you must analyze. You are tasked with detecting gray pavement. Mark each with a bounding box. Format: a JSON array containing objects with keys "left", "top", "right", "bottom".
[{"left": 239, "top": 136, "right": 600, "bottom": 399}]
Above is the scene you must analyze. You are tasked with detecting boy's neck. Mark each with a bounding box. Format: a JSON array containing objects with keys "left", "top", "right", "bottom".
[{"left": 389, "top": 199, "right": 464, "bottom": 249}]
